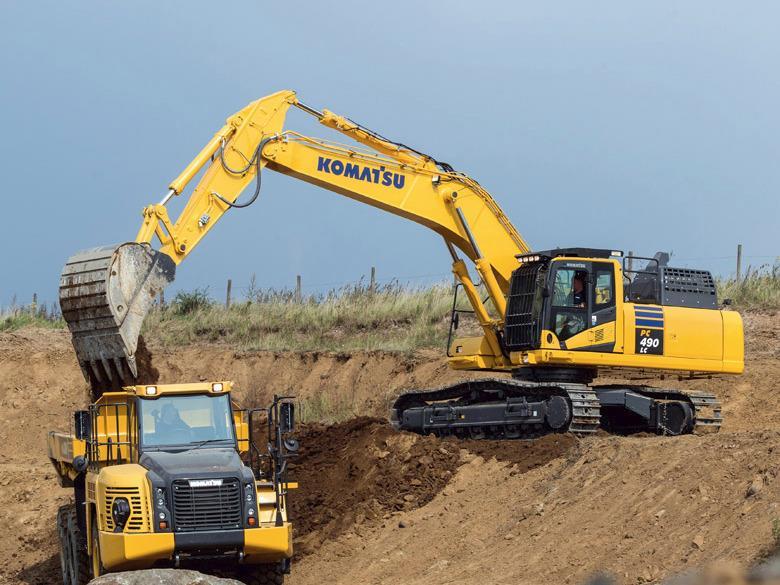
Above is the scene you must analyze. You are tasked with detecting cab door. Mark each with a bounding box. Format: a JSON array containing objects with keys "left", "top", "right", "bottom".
[
  {"left": 587, "top": 262, "right": 617, "bottom": 352},
  {"left": 548, "top": 261, "right": 617, "bottom": 352}
]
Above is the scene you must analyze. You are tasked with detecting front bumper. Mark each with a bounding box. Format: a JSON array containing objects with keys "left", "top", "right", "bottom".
[{"left": 98, "top": 523, "right": 293, "bottom": 571}]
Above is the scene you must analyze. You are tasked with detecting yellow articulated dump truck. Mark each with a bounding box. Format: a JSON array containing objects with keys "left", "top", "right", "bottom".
[{"left": 48, "top": 381, "right": 299, "bottom": 585}]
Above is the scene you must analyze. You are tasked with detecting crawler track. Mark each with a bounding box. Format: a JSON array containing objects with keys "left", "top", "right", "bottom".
[
  {"left": 392, "top": 378, "right": 601, "bottom": 439},
  {"left": 394, "top": 380, "right": 721, "bottom": 439}
]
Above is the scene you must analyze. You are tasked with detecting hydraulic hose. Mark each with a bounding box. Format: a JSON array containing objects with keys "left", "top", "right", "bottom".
[{"left": 212, "top": 136, "right": 277, "bottom": 209}]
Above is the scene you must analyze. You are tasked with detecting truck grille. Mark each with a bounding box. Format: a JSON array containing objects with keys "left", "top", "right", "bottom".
[{"left": 172, "top": 478, "right": 242, "bottom": 532}]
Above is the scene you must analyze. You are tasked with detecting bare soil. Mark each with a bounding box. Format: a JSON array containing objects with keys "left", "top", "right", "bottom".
[{"left": 0, "top": 311, "right": 778, "bottom": 585}]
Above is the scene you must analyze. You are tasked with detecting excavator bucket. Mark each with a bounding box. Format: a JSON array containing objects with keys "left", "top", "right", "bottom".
[{"left": 59, "top": 243, "right": 175, "bottom": 387}]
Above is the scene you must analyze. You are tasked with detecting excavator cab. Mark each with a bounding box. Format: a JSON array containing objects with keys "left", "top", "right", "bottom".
[
  {"left": 505, "top": 248, "right": 626, "bottom": 357},
  {"left": 502, "top": 247, "right": 738, "bottom": 372}
]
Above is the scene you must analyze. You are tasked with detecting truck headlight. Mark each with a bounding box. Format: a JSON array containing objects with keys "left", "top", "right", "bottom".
[{"left": 111, "top": 498, "right": 131, "bottom": 533}]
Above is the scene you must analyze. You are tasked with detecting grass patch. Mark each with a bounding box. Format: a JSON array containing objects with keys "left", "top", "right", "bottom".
[
  {"left": 0, "top": 303, "right": 64, "bottom": 332},
  {"left": 142, "top": 281, "right": 458, "bottom": 352},
  {"left": 717, "top": 265, "right": 780, "bottom": 311},
  {"left": 296, "top": 394, "right": 360, "bottom": 425}
]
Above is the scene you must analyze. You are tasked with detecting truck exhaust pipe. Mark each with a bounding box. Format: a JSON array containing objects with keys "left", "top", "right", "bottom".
[{"left": 59, "top": 243, "right": 175, "bottom": 390}]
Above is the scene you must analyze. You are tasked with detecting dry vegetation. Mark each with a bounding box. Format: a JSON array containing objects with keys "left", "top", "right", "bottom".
[
  {"left": 717, "top": 265, "right": 780, "bottom": 310},
  {"left": 2, "top": 266, "right": 777, "bottom": 349},
  {"left": 141, "top": 281, "right": 458, "bottom": 352}
]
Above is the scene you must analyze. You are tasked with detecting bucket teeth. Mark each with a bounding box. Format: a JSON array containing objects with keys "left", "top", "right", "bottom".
[
  {"left": 59, "top": 243, "right": 175, "bottom": 394},
  {"left": 101, "top": 358, "right": 114, "bottom": 382}
]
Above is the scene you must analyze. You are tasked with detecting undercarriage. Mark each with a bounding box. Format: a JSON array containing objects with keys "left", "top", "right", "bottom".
[{"left": 391, "top": 369, "right": 721, "bottom": 438}]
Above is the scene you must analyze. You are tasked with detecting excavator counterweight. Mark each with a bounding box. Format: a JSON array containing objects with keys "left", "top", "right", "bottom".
[{"left": 59, "top": 243, "right": 175, "bottom": 387}]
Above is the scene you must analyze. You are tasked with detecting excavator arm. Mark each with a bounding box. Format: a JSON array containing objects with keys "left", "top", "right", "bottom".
[{"left": 59, "top": 90, "right": 530, "bottom": 389}]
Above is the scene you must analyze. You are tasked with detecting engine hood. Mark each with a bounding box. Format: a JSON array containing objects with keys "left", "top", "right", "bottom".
[{"left": 140, "top": 448, "right": 253, "bottom": 484}]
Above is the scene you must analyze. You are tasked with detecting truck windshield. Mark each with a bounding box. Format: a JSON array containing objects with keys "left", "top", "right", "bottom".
[{"left": 138, "top": 394, "right": 235, "bottom": 450}]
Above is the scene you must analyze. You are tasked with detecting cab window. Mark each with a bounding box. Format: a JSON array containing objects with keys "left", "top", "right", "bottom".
[
  {"left": 551, "top": 268, "right": 588, "bottom": 340},
  {"left": 552, "top": 269, "right": 586, "bottom": 308},
  {"left": 139, "top": 394, "right": 235, "bottom": 450},
  {"left": 593, "top": 267, "right": 614, "bottom": 308}
]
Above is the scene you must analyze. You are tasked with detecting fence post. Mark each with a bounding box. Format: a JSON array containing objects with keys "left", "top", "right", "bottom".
[
  {"left": 370, "top": 266, "right": 376, "bottom": 293},
  {"left": 226, "top": 279, "right": 232, "bottom": 309},
  {"left": 31, "top": 293, "right": 37, "bottom": 316},
  {"left": 736, "top": 244, "right": 743, "bottom": 280},
  {"left": 295, "top": 275, "right": 302, "bottom": 303}
]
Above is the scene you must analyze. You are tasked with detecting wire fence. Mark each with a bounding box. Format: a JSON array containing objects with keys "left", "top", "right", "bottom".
[{"left": 2, "top": 246, "right": 778, "bottom": 314}]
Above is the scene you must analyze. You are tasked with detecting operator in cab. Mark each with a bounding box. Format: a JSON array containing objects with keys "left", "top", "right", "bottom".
[
  {"left": 570, "top": 271, "right": 587, "bottom": 308},
  {"left": 155, "top": 403, "right": 191, "bottom": 444}
]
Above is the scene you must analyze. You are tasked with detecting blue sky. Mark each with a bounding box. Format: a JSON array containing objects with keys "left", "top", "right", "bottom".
[{"left": 1, "top": 1, "right": 778, "bottom": 307}]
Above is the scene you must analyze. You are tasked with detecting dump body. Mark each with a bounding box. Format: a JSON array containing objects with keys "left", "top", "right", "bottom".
[{"left": 49, "top": 382, "right": 297, "bottom": 581}]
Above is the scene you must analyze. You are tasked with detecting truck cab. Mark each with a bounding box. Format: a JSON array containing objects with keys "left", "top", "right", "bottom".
[{"left": 48, "top": 381, "right": 298, "bottom": 585}]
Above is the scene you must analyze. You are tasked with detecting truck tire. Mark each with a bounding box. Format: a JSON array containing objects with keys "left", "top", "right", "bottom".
[
  {"left": 90, "top": 513, "right": 105, "bottom": 578},
  {"left": 240, "top": 563, "right": 284, "bottom": 585},
  {"left": 66, "top": 505, "right": 91, "bottom": 585},
  {"left": 57, "top": 505, "right": 74, "bottom": 585}
]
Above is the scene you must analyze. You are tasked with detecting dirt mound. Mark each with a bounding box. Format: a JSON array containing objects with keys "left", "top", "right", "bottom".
[
  {"left": 288, "top": 417, "right": 459, "bottom": 555},
  {"left": 451, "top": 433, "right": 577, "bottom": 471},
  {"left": 134, "top": 336, "right": 160, "bottom": 385},
  {"left": 291, "top": 429, "right": 780, "bottom": 585},
  {"left": 289, "top": 418, "right": 577, "bottom": 557}
]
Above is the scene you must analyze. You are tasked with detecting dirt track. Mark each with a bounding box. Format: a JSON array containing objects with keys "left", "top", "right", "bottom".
[{"left": 0, "top": 311, "right": 778, "bottom": 585}]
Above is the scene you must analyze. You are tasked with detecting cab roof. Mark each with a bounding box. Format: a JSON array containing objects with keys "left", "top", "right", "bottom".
[
  {"left": 101, "top": 381, "right": 234, "bottom": 399},
  {"left": 517, "top": 247, "right": 624, "bottom": 260}
]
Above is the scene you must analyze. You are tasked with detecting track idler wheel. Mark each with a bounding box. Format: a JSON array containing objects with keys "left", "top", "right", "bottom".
[
  {"left": 545, "top": 395, "right": 571, "bottom": 430},
  {"left": 657, "top": 400, "right": 695, "bottom": 436}
]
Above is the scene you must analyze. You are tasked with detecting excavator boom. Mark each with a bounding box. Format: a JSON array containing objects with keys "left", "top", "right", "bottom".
[{"left": 60, "top": 90, "right": 526, "bottom": 391}]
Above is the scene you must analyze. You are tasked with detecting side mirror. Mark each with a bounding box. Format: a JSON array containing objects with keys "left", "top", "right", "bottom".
[
  {"left": 541, "top": 286, "right": 551, "bottom": 298},
  {"left": 74, "top": 410, "right": 91, "bottom": 441},
  {"left": 279, "top": 402, "right": 295, "bottom": 434},
  {"left": 452, "top": 312, "right": 460, "bottom": 330}
]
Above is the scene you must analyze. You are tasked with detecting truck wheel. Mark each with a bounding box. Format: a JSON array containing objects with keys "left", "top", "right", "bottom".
[
  {"left": 90, "top": 513, "right": 105, "bottom": 578},
  {"left": 57, "top": 505, "right": 74, "bottom": 585},
  {"left": 66, "top": 506, "right": 91, "bottom": 585},
  {"left": 240, "top": 563, "right": 285, "bottom": 585}
]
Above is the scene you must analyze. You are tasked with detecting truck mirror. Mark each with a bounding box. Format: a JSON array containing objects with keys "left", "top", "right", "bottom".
[
  {"left": 542, "top": 286, "right": 551, "bottom": 298},
  {"left": 74, "top": 410, "right": 91, "bottom": 441},
  {"left": 280, "top": 402, "right": 295, "bottom": 433},
  {"left": 452, "top": 312, "right": 460, "bottom": 330}
]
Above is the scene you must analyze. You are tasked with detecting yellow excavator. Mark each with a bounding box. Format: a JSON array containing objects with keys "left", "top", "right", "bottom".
[{"left": 60, "top": 90, "right": 743, "bottom": 438}]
